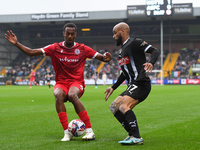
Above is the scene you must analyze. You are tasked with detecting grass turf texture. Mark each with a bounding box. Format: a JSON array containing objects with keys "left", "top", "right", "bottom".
[{"left": 0, "top": 85, "right": 199, "bottom": 150}]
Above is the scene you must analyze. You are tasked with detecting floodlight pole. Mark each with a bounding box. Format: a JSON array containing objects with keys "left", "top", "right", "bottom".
[{"left": 160, "top": 19, "right": 163, "bottom": 85}]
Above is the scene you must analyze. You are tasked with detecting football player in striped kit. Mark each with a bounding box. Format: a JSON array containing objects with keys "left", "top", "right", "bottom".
[{"left": 105, "top": 22, "right": 159, "bottom": 145}]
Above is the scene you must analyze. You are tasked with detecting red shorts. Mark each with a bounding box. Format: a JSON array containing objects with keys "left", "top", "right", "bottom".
[
  {"left": 30, "top": 77, "right": 35, "bottom": 82},
  {"left": 54, "top": 81, "right": 85, "bottom": 98}
]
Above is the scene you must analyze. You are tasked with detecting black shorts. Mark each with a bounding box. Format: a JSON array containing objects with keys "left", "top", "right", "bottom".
[{"left": 120, "top": 81, "right": 151, "bottom": 103}]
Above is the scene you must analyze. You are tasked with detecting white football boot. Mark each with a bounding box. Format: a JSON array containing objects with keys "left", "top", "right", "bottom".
[
  {"left": 82, "top": 128, "right": 95, "bottom": 141},
  {"left": 61, "top": 130, "right": 73, "bottom": 141}
]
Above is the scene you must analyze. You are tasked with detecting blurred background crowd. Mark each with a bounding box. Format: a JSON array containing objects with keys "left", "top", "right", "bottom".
[{"left": 4, "top": 47, "right": 200, "bottom": 85}]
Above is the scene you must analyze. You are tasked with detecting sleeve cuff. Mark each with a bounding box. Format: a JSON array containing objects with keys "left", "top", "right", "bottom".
[{"left": 41, "top": 48, "right": 46, "bottom": 56}]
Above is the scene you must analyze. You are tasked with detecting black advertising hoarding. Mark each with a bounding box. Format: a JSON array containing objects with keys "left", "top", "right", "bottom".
[
  {"left": 146, "top": 0, "right": 172, "bottom": 16},
  {"left": 173, "top": 3, "right": 193, "bottom": 16},
  {"left": 127, "top": 5, "right": 146, "bottom": 18}
]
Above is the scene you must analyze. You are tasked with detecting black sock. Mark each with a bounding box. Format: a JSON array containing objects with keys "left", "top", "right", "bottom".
[
  {"left": 124, "top": 110, "right": 141, "bottom": 138},
  {"left": 114, "top": 110, "right": 133, "bottom": 136}
]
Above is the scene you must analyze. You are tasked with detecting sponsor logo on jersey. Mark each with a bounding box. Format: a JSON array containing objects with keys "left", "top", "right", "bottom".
[
  {"left": 118, "top": 56, "right": 130, "bottom": 66},
  {"left": 61, "top": 50, "right": 63, "bottom": 53},
  {"left": 59, "top": 57, "right": 79, "bottom": 62}
]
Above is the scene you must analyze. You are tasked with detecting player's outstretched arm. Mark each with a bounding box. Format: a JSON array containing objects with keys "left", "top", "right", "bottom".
[
  {"left": 5, "top": 30, "right": 43, "bottom": 56},
  {"left": 5, "top": 30, "right": 18, "bottom": 45},
  {"left": 95, "top": 52, "right": 112, "bottom": 62}
]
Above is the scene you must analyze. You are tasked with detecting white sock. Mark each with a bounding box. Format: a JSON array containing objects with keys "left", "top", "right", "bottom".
[
  {"left": 64, "top": 129, "right": 69, "bottom": 134},
  {"left": 85, "top": 128, "right": 93, "bottom": 133}
]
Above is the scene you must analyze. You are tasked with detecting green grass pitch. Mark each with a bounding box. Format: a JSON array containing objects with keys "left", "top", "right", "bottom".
[{"left": 0, "top": 85, "right": 200, "bottom": 150}]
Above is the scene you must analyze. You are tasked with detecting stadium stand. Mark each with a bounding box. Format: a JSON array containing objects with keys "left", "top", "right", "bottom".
[
  {"left": 2, "top": 46, "right": 200, "bottom": 85},
  {"left": 158, "top": 53, "right": 179, "bottom": 78},
  {"left": 1, "top": 5, "right": 200, "bottom": 84}
]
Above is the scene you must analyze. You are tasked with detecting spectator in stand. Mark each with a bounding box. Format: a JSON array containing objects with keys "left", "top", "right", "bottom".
[{"left": 102, "top": 71, "right": 107, "bottom": 86}]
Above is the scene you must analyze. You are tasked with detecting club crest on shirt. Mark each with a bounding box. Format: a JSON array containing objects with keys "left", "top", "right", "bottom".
[
  {"left": 75, "top": 49, "right": 80, "bottom": 55},
  {"left": 118, "top": 48, "right": 122, "bottom": 57},
  {"left": 119, "top": 48, "right": 122, "bottom": 53}
]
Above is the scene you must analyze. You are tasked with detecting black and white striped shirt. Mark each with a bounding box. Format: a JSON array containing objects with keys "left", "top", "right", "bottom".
[{"left": 114, "top": 37, "right": 159, "bottom": 87}]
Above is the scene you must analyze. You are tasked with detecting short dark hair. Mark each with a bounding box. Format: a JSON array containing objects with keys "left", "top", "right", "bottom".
[{"left": 63, "top": 23, "right": 77, "bottom": 31}]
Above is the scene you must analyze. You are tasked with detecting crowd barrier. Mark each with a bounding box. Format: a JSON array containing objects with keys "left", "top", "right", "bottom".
[
  {"left": 151, "top": 79, "right": 200, "bottom": 84},
  {"left": 2, "top": 79, "right": 200, "bottom": 86}
]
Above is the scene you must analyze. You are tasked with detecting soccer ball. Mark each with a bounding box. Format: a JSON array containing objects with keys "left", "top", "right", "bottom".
[{"left": 68, "top": 119, "right": 85, "bottom": 137}]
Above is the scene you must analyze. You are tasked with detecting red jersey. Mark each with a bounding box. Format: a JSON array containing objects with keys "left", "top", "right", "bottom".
[
  {"left": 30, "top": 71, "right": 35, "bottom": 81},
  {"left": 42, "top": 42, "right": 98, "bottom": 84},
  {"left": 30, "top": 71, "right": 35, "bottom": 78}
]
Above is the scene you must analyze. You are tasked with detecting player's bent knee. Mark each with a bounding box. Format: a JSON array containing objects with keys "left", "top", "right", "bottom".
[
  {"left": 68, "top": 92, "right": 79, "bottom": 102},
  {"left": 119, "top": 105, "right": 125, "bottom": 114},
  {"left": 109, "top": 102, "right": 117, "bottom": 114},
  {"left": 54, "top": 88, "right": 66, "bottom": 102},
  {"left": 54, "top": 88, "right": 61, "bottom": 98}
]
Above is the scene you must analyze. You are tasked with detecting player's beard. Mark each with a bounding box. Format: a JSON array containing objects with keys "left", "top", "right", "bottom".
[{"left": 115, "top": 33, "right": 122, "bottom": 46}]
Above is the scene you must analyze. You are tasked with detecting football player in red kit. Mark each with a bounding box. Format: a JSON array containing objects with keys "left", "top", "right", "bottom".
[
  {"left": 5, "top": 23, "right": 112, "bottom": 141},
  {"left": 29, "top": 68, "right": 39, "bottom": 89}
]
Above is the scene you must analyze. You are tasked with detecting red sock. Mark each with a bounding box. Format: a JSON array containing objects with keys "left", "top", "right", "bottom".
[
  {"left": 58, "top": 112, "right": 68, "bottom": 130},
  {"left": 78, "top": 111, "right": 91, "bottom": 128}
]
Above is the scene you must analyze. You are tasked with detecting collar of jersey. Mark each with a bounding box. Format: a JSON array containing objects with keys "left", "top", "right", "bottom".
[
  {"left": 122, "top": 37, "right": 130, "bottom": 46},
  {"left": 63, "top": 41, "right": 76, "bottom": 49}
]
